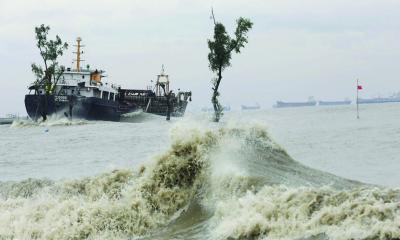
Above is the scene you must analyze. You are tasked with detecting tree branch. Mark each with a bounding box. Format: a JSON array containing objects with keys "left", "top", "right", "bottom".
[{"left": 211, "top": 7, "right": 216, "bottom": 25}]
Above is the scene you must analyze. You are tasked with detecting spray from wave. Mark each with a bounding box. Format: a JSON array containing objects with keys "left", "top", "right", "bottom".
[
  {"left": 120, "top": 109, "right": 144, "bottom": 118},
  {"left": 212, "top": 186, "right": 400, "bottom": 240},
  {"left": 120, "top": 110, "right": 165, "bottom": 123},
  {"left": 0, "top": 124, "right": 399, "bottom": 239},
  {"left": 10, "top": 116, "right": 88, "bottom": 128}
]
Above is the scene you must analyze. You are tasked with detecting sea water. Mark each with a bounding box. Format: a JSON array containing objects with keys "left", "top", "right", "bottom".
[{"left": 0, "top": 103, "right": 399, "bottom": 239}]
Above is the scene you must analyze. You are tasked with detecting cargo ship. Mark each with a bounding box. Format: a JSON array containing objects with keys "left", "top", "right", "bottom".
[
  {"left": 274, "top": 97, "right": 317, "bottom": 108},
  {"left": 25, "top": 38, "right": 191, "bottom": 121},
  {"left": 318, "top": 99, "right": 351, "bottom": 106},
  {"left": 358, "top": 95, "right": 400, "bottom": 104}
]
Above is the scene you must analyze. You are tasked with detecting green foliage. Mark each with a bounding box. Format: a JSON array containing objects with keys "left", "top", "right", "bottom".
[
  {"left": 31, "top": 63, "right": 44, "bottom": 84},
  {"left": 230, "top": 17, "right": 253, "bottom": 53},
  {"left": 207, "top": 16, "right": 253, "bottom": 122},
  {"left": 207, "top": 17, "right": 253, "bottom": 72},
  {"left": 207, "top": 23, "right": 231, "bottom": 72},
  {"left": 31, "top": 24, "right": 68, "bottom": 94}
]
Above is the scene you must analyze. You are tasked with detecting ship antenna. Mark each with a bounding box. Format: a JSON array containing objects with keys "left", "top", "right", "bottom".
[
  {"left": 161, "top": 64, "right": 165, "bottom": 75},
  {"left": 73, "top": 37, "right": 85, "bottom": 72}
]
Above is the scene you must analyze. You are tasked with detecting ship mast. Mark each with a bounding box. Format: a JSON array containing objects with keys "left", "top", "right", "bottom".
[
  {"left": 156, "top": 64, "right": 170, "bottom": 96},
  {"left": 73, "top": 37, "right": 84, "bottom": 72}
]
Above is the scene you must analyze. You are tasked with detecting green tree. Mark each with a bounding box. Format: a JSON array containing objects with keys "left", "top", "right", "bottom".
[
  {"left": 207, "top": 11, "right": 253, "bottom": 122},
  {"left": 31, "top": 24, "right": 68, "bottom": 121},
  {"left": 31, "top": 24, "right": 68, "bottom": 95}
]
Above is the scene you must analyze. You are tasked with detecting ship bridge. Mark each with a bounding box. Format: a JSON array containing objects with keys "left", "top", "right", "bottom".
[{"left": 54, "top": 38, "right": 119, "bottom": 100}]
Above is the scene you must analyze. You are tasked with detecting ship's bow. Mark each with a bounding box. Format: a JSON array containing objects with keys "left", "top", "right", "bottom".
[{"left": 24, "top": 94, "right": 57, "bottom": 121}]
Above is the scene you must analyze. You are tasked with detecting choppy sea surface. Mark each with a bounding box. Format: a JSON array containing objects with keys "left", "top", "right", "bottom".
[{"left": 0, "top": 103, "right": 399, "bottom": 239}]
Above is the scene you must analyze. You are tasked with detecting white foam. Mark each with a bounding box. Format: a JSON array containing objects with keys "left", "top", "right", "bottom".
[
  {"left": 212, "top": 185, "right": 400, "bottom": 239},
  {"left": 10, "top": 115, "right": 88, "bottom": 128}
]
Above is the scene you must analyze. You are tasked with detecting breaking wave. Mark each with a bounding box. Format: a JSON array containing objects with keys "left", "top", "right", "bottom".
[
  {"left": 120, "top": 109, "right": 144, "bottom": 118},
  {"left": 0, "top": 124, "right": 399, "bottom": 239},
  {"left": 120, "top": 110, "right": 165, "bottom": 123},
  {"left": 10, "top": 116, "right": 88, "bottom": 128}
]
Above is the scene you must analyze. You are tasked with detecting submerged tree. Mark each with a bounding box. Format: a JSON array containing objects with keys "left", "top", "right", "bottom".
[
  {"left": 31, "top": 24, "right": 68, "bottom": 120},
  {"left": 32, "top": 24, "right": 68, "bottom": 93},
  {"left": 207, "top": 10, "right": 253, "bottom": 122}
]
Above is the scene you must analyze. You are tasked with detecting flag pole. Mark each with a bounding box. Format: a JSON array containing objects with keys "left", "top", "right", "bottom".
[{"left": 356, "top": 78, "right": 359, "bottom": 119}]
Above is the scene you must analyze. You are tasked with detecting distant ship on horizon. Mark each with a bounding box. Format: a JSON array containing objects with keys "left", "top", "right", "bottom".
[
  {"left": 358, "top": 93, "right": 400, "bottom": 104},
  {"left": 0, "top": 114, "right": 19, "bottom": 125},
  {"left": 318, "top": 99, "right": 352, "bottom": 106},
  {"left": 241, "top": 103, "right": 260, "bottom": 110},
  {"left": 274, "top": 97, "right": 317, "bottom": 108}
]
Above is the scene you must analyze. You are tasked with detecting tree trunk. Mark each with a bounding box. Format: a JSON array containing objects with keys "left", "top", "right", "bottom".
[
  {"left": 41, "top": 77, "right": 52, "bottom": 122},
  {"left": 166, "top": 94, "right": 171, "bottom": 121},
  {"left": 69, "top": 96, "right": 73, "bottom": 121},
  {"left": 212, "top": 91, "right": 219, "bottom": 122},
  {"left": 212, "top": 67, "right": 223, "bottom": 122},
  {"left": 42, "top": 94, "right": 48, "bottom": 122}
]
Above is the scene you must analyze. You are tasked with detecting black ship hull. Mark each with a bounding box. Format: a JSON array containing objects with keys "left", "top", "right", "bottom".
[
  {"left": 148, "top": 99, "right": 188, "bottom": 117},
  {"left": 25, "top": 95, "right": 136, "bottom": 122},
  {"left": 119, "top": 89, "right": 190, "bottom": 117}
]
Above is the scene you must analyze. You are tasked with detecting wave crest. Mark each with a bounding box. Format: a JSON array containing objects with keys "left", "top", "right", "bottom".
[
  {"left": 0, "top": 124, "right": 398, "bottom": 239},
  {"left": 0, "top": 124, "right": 219, "bottom": 239}
]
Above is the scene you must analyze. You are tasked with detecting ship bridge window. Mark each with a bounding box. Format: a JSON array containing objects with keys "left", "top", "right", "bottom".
[
  {"left": 102, "top": 91, "right": 109, "bottom": 100},
  {"left": 93, "top": 89, "right": 100, "bottom": 98}
]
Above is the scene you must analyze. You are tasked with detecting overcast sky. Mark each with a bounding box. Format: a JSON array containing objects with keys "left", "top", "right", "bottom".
[{"left": 1, "top": 0, "right": 399, "bottom": 115}]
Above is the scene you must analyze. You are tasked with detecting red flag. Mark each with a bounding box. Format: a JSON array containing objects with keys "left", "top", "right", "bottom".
[{"left": 357, "top": 85, "right": 362, "bottom": 90}]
